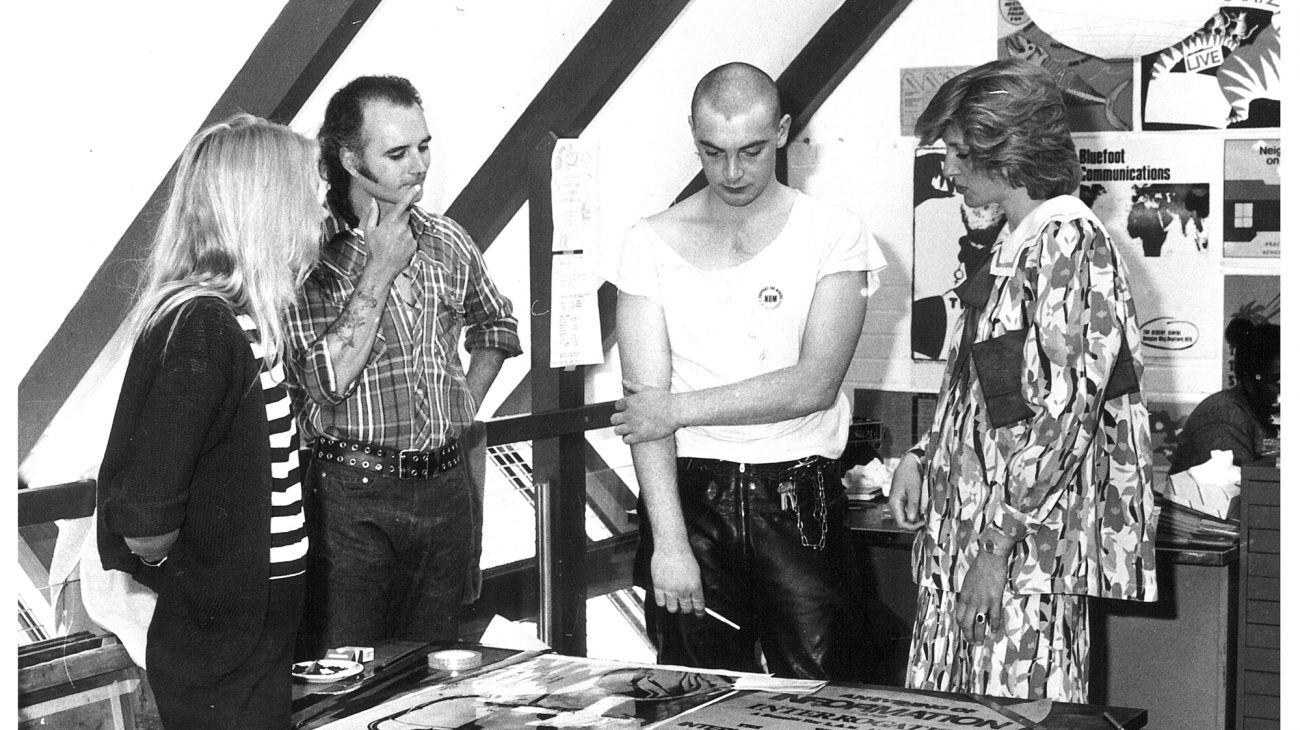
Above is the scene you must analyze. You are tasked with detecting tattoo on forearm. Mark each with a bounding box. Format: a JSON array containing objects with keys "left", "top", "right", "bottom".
[{"left": 328, "top": 285, "right": 384, "bottom": 352}]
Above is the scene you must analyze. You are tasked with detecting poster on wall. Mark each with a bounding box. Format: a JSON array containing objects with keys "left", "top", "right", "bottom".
[
  {"left": 1074, "top": 132, "right": 1222, "bottom": 377},
  {"left": 911, "top": 147, "right": 1004, "bottom": 361},
  {"left": 1141, "top": 1, "right": 1281, "bottom": 130},
  {"left": 1223, "top": 274, "right": 1280, "bottom": 388},
  {"left": 996, "top": 0, "right": 1134, "bottom": 132},
  {"left": 1223, "top": 138, "right": 1280, "bottom": 258},
  {"left": 900, "top": 66, "right": 971, "bottom": 136}
]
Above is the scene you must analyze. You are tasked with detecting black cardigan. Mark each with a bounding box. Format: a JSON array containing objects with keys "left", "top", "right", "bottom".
[{"left": 97, "top": 297, "right": 275, "bottom": 680}]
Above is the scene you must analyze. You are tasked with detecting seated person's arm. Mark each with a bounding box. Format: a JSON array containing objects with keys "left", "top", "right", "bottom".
[{"left": 613, "top": 270, "right": 868, "bottom": 443}]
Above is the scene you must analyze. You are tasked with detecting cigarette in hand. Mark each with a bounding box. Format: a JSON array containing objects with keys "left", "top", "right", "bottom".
[{"left": 705, "top": 607, "right": 740, "bottom": 630}]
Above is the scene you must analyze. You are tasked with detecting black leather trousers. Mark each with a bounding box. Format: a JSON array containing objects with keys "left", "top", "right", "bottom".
[{"left": 636, "top": 455, "right": 864, "bottom": 680}]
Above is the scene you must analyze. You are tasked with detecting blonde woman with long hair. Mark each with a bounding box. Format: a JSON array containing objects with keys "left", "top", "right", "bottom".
[{"left": 97, "top": 113, "right": 324, "bottom": 729}]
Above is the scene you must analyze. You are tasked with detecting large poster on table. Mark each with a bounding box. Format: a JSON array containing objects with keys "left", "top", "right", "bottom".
[
  {"left": 324, "top": 653, "right": 741, "bottom": 729},
  {"left": 659, "top": 685, "right": 1032, "bottom": 729},
  {"left": 1141, "top": 1, "right": 1281, "bottom": 130}
]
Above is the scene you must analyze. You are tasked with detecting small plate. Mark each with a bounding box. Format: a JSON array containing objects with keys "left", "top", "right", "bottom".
[{"left": 292, "top": 659, "right": 364, "bottom": 683}]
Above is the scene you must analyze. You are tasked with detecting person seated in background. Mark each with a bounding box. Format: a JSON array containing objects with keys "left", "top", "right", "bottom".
[
  {"left": 604, "top": 61, "right": 886, "bottom": 680},
  {"left": 1169, "top": 319, "right": 1281, "bottom": 475},
  {"left": 97, "top": 115, "right": 324, "bottom": 729}
]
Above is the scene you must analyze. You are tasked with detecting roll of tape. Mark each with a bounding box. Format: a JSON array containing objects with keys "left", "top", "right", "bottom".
[{"left": 428, "top": 649, "right": 482, "bottom": 671}]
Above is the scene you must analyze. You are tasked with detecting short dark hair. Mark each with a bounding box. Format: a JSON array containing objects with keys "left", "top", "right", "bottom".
[
  {"left": 1226, "top": 318, "right": 1281, "bottom": 382},
  {"left": 914, "top": 59, "right": 1080, "bottom": 200},
  {"left": 319, "top": 75, "right": 422, "bottom": 223}
]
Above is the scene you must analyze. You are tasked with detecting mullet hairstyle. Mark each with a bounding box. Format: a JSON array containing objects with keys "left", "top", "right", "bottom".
[
  {"left": 318, "top": 75, "right": 422, "bottom": 226},
  {"left": 126, "top": 113, "right": 322, "bottom": 368},
  {"left": 914, "top": 58, "right": 1081, "bottom": 200}
]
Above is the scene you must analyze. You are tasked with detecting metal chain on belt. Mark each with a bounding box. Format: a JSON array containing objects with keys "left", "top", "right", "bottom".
[{"left": 792, "top": 459, "right": 828, "bottom": 551}]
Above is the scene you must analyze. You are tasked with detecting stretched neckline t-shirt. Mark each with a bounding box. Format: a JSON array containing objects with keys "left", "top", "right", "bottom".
[{"left": 604, "top": 192, "right": 886, "bottom": 463}]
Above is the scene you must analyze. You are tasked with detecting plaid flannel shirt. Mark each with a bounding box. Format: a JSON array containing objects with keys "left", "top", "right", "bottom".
[{"left": 285, "top": 206, "right": 521, "bottom": 450}]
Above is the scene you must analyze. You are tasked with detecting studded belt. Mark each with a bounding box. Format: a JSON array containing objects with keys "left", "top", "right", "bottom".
[{"left": 313, "top": 435, "right": 461, "bottom": 479}]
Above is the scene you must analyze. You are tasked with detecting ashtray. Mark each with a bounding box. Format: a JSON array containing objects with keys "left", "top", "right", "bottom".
[{"left": 292, "top": 659, "right": 364, "bottom": 683}]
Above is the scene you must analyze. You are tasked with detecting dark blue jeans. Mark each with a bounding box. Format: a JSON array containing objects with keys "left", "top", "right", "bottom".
[
  {"left": 637, "top": 456, "right": 864, "bottom": 680},
  {"left": 299, "top": 454, "right": 472, "bottom": 657}
]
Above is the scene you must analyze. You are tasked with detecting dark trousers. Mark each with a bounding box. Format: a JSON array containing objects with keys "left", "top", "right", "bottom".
[
  {"left": 298, "top": 455, "right": 472, "bottom": 658},
  {"left": 149, "top": 574, "right": 304, "bottom": 730},
  {"left": 639, "top": 456, "right": 864, "bottom": 680}
]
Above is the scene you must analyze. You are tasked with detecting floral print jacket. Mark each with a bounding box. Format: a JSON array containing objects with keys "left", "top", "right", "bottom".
[{"left": 912, "top": 195, "right": 1160, "bottom": 601}]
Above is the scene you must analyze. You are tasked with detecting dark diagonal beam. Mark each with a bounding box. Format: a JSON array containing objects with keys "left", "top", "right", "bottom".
[
  {"left": 445, "top": 0, "right": 690, "bottom": 249},
  {"left": 493, "top": 0, "right": 915, "bottom": 421},
  {"left": 19, "top": 0, "right": 382, "bottom": 463}
]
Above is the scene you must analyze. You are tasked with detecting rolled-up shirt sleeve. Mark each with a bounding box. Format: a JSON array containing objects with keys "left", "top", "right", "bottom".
[
  {"left": 283, "top": 279, "right": 383, "bottom": 406},
  {"left": 459, "top": 238, "right": 522, "bottom": 357}
]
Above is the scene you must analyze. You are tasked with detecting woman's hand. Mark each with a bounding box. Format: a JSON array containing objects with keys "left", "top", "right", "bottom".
[
  {"left": 956, "top": 551, "right": 1010, "bottom": 641},
  {"left": 887, "top": 452, "right": 927, "bottom": 530}
]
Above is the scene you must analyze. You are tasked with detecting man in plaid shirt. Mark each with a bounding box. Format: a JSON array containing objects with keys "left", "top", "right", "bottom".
[{"left": 286, "top": 75, "right": 521, "bottom": 656}]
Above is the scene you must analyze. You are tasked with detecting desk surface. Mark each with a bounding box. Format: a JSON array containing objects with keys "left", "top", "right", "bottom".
[
  {"left": 292, "top": 642, "right": 1146, "bottom": 730},
  {"left": 847, "top": 500, "right": 1239, "bottom": 566}
]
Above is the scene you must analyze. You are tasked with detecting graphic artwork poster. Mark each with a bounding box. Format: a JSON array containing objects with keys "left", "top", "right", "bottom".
[
  {"left": 1141, "top": 0, "right": 1281, "bottom": 130},
  {"left": 324, "top": 653, "right": 741, "bottom": 730},
  {"left": 996, "top": 0, "right": 1135, "bottom": 132},
  {"left": 900, "top": 66, "right": 972, "bottom": 136},
  {"left": 913, "top": 134, "right": 1224, "bottom": 393},
  {"left": 659, "top": 684, "right": 1031, "bottom": 730},
  {"left": 1223, "top": 274, "right": 1280, "bottom": 388},
  {"left": 1223, "top": 138, "right": 1280, "bottom": 258},
  {"left": 1073, "top": 133, "right": 1222, "bottom": 384},
  {"left": 911, "top": 147, "right": 997, "bottom": 362}
]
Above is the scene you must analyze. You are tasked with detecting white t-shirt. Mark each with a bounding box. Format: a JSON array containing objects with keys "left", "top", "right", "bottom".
[{"left": 604, "top": 192, "right": 886, "bottom": 463}]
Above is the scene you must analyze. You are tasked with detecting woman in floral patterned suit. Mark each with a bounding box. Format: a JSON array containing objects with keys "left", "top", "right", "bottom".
[{"left": 888, "top": 58, "right": 1159, "bottom": 701}]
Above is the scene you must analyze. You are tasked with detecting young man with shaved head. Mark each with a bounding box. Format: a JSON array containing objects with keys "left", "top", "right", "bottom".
[{"left": 603, "top": 62, "right": 887, "bottom": 679}]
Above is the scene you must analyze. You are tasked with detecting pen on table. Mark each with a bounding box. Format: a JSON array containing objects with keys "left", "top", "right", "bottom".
[
  {"left": 1102, "top": 711, "right": 1124, "bottom": 729},
  {"left": 704, "top": 607, "right": 740, "bottom": 630}
]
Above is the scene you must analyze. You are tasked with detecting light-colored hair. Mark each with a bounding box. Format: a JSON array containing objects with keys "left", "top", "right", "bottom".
[
  {"left": 914, "top": 59, "right": 1081, "bottom": 200},
  {"left": 126, "top": 113, "right": 322, "bottom": 367}
]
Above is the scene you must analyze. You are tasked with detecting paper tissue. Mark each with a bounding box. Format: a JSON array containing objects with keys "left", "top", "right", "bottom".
[
  {"left": 1163, "top": 449, "right": 1240, "bottom": 519},
  {"left": 842, "top": 457, "right": 899, "bottom": 502}
]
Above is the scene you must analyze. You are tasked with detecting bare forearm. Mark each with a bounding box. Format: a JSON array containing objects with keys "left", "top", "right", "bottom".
[
  {"left": 324, "top": 268, "right": 394, "bottom": 391},
  {"left": 673, "top": 365, "right": 843, "bottom": 428},
  {"left": 464, "top": 348, "right": 507, "bottom": 414},
  {"left": 631, "top": 439, "right": 690, "bottom": 549}
]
